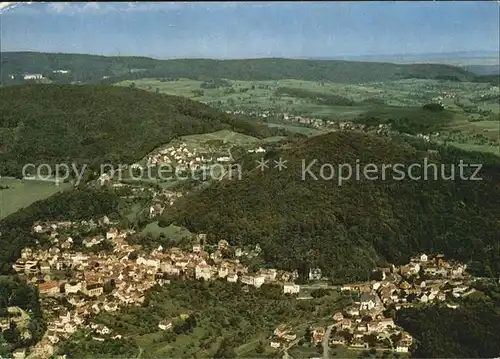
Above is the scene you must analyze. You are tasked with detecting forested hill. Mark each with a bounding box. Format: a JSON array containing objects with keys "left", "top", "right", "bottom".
[
  {"left": 162, "top": 131, "right": 500, "bottom": 283},
  {"left": 0, "top": 84, "right": 283, "bottom": 177},
  {"left": 1, "top": 51, "right": 476, "bottom": 85}
]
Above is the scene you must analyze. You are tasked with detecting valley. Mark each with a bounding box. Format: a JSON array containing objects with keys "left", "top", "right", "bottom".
[
  {"left": 115, "top": 77, "right": 499, "bottom": 155},
  {"left": 0, "top": 48, "right": 499, "bottom": 359}
]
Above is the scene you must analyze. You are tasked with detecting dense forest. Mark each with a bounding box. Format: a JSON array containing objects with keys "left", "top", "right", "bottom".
[
  {"left": 0, "top": 84, "right": 286, "bottom": 177},
  {"left": 396, "top": 296, "right": 500, "bottom": 357},
  {"left": 355, "top": 106, "right": 453, "bottom": 135},
  {"left": 1, "top": 52, "right": 477, "bottom": 85},
  {"left": 0, "top": 277, "right": 46, "bottom": 356},
  {"left": 161, "top": 131, "right": 500, "bottom": 282},
  {"left": 472, "top": 74, "right": 500, "bottom": 86},
  {"left": 0, "top": 188, "right": 120, "bottom": 274}
]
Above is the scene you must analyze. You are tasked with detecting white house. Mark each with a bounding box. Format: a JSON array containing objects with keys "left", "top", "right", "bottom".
[
  {"left": 64, "top": 282, "right": 82, "bottom": 294},
  {"left": 395, "top": 345, "right": 409, "bottom": 353},
  {"left": 95, "top": 325, "right": 111, "bottom": 335},
  {"left": 218, "top": 267, "right": 229, "bottom": 278},
  {"left": 283, "top": 284, "right": 300, "bottom": 294},
  {"left": 345, "top": 306, "right": 360, "bottom": 317},
  {"left": 136, "top": 257, "right": 160, "bottom": 269},
  {"left": 195, "top": 264, "right": 212, "bottom": 280},
  {"left": 240, "top": 275, "right": 265, "bottom": 288},
  {"left": 23, "top": 73, "right": 44, "bottom": 80},
  {"left": 33, "top": 225, "right": 44, "bottom": 233},
  {"left": 309, "top": 268, "right": 322, "bottom": 280},
  {"left": 216, "top": 156, "right": 231, "bottom": 163},
  {"left": 158, "top": 321, "right": 172, "bottom": 330},
  {"left": 13, "top": 348, "right": 26, "bottom": 359},
  {"left": 106, "top": 228, "right": 119, "bottom": 240},
  {"left": 359, "top": 293, "right": 377, "bottom": 311},
  {"left": 420, "top": 254, "right": 428, "bottom": 262},
  {"left": 248, "top": 147, "right": 266, "bottom": 153}
]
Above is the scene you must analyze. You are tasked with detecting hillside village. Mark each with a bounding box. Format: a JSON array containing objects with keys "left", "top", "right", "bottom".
[
  {"left": 144, "top": 142, "right": 233, "bottom": 169},
  {"left": 268, "top": 253, "right": 474, "bottom": 355},
  {"left": 225, "top": 109, "right": 409, "bottom": 137},
  {"left": 4, "top": 216, "right": 479, "bottom": 359}
]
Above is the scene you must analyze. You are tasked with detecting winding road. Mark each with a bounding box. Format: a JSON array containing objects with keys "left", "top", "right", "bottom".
[{"left": 322, "top": 324, "right": 335, "bottom": 359}]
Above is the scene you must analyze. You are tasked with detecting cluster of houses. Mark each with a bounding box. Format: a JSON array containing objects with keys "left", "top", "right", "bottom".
[
  {"left": 269, "top": 253, "right": 474, "bottom": 354},
  {"left": 10, "top": 214, "right": 476, "bottom": 358},
  {"left": 14, "top": 225, "right": 301, "bottom": 358},
  {"left": 441, "top": 91, "right": 457, "bottom": 99},
  {"left": 22, "top": 73, "right": 45, "bottom": 80},
  {"left": 144, "top": 142, "right": 231, "bottom": 168},
  {"left": 148, "top": 189, "right": 184, "bottom": 218},
  {"left": 415, "top": 132, "right": 441, "bottom": 142},
  {"left": 225, "top": 109, "right": 274, "bottom": 119},
  {"left": 9, "top": 70, "right": 69, "bottom": 81},
  {"left": 269, "top": 324, "right": 297, "bottom": 348},
  {"left": 226, "top": 109, "right": 397, "bottom": 135}
]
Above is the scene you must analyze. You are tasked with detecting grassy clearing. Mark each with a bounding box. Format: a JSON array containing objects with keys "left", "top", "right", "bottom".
[
  {"left": 447, "top": 119, "right": 499, "bottom": 142},
  {"left": 262, "top": 136, "right": 288, "bottom": 143},
  {"left": 267, "top": 123, "right": 327, "bottom": 136},
  {"left": 447, "top": 142, "right": 499, "bottom": 156},
  {"left": 139, "top": 221, "right": 193, "bottom": 240},
  {"left": 181, "top": 129, "right": 261, "bottom": 146},
  {"left": 0, "top": 178, "right": 71, "bottom": 219}
]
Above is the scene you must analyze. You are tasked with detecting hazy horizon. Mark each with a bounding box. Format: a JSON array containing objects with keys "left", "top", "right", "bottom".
[
  {"left": 2, "top": 49, "right": 499, "bottom": 62},
  {"left": 1, "top": 2, "right": 499, "bottom": 59}
]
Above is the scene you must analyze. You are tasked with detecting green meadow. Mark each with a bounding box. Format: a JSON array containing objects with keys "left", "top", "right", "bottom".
[{"left": 0, "top": 178, "right": 71, "bottom": 219}]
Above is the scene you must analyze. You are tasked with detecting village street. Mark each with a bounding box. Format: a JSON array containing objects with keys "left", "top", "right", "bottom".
[{"left": 322, "top": 324, "right": 335, "bottom": 359}]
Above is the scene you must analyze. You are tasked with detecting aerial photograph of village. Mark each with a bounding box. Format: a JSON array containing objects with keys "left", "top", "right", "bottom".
[{"left": 0, "top": 1, "right": 499, "bottom": 359}]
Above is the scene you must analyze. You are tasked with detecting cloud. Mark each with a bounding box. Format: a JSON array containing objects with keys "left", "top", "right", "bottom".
[
  {"left": 1, "top": 2, "right": 275, "bottom": 16},
  {"left": 47, "top": 2, "right": 71, "bottom": 13},
  {"left": 46, "top": 2, "right": 116, "bottom": 14},
  {"left": 0, "top": 2, "right": 31, "bottom": 14},
  {"left": 42, "top": 2, "right": 198, "bottom": 14}
]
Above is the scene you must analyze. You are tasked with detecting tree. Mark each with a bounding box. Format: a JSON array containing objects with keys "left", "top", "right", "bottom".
[
  {"left": 103, "top": 280, "right": 116, "bottom": 294},
  {"left": 3, "top": 322, "right": 21, "bottom": 344},
  {"left": 311, "top": 288, "right": 330, "bottom": 298},
  {"left": 214, "top": 337, "right": 236, "bottom": 359},
  {"left": 255, "top": 340, "right": 265, "bottom": 353},
  {"left": 304, "top": 327, "right": 313, "bottom": 343}
]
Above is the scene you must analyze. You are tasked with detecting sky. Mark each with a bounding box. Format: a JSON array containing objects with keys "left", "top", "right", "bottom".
[{"left": 1, "top": 1, "right": 499, "bottom": 59}]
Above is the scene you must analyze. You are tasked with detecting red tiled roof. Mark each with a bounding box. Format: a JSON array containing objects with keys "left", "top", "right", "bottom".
[{"left": 38, "top": 281, "right": 59, "bottom": 291}]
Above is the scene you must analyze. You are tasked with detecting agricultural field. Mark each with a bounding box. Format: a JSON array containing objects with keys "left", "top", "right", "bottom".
[
  {"left": 116, "top": 77, "right": 499, "bottom": 117},
  {"left": 181, "top": 129, "right": 262, "bottom": 147},
  {"left": 0, "top": 178, "right": 71, "bottom": 219},
  {"left": 267, "top": 123, "right": 328, "bottom": 136},
  {"left": 116, "top": 78, "right": 499, "bottom": 155}
]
